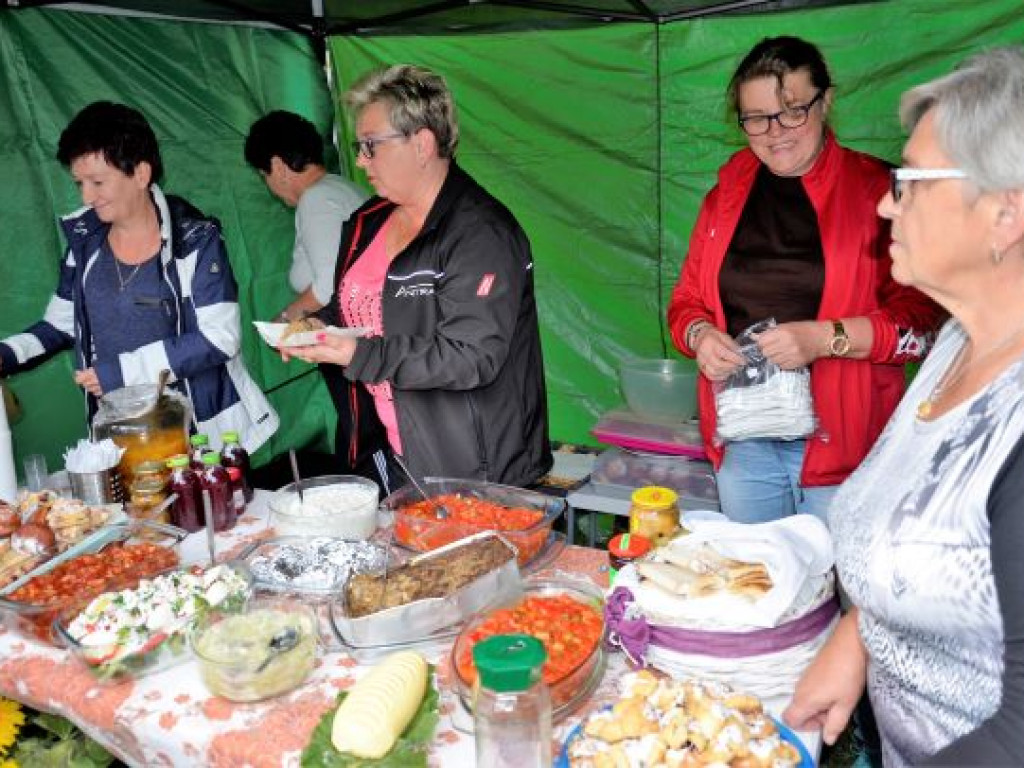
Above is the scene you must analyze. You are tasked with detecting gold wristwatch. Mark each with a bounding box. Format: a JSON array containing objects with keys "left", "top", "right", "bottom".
[{"left": 828, "top": 319, "right": 851, "bottom": 357}]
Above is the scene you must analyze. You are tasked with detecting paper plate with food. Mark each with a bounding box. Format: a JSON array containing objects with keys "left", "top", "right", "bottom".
[
  {"left": 253, "top": 320, "right": 369, "bottom": 349},
  {"left": 301, "top": 651, "right": 438, "bottom": 767}
]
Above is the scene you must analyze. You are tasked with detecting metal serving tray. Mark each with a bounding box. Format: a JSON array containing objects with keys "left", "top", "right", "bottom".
[{"left": 330, "top": 531, "right": 523, "bottom": 648}]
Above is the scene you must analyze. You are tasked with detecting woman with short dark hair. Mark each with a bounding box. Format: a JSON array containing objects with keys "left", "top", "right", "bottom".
[{"left": 0, "top": 101, "right": 277, "bottom": 453}]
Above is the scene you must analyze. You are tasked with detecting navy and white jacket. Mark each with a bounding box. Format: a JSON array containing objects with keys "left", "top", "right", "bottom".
[{"left": 0, "top": 185, "right": 278, "bottom": 453}]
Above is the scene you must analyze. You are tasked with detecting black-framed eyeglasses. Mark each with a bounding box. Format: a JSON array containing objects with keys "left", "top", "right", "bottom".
[
  {"left": 890, "top": 167, "right": 969, "bottom": 203},
  {"left": 738, "top": 91, "right": 825, "bottom": 137},
  {"left": 351, "top": 132, "right": 406, "bottom": 159}
]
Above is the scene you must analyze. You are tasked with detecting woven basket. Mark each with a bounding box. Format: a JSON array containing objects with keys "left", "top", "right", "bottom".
[{"left": 605, "top": 584, "right": 839, "bottom": 700}]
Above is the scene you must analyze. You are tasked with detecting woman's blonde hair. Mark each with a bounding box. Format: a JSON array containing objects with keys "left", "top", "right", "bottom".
[{"left": 346, "top": 65, "right": 459, "bottom": 159}]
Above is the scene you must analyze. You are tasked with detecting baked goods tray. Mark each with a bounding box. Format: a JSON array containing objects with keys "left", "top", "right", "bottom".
[{"left": 330, "top": 531, "right": 524, "bottom": 648}]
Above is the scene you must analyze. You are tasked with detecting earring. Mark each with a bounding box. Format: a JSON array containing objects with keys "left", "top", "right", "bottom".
[{"left": 992, "top": 245, "right": 1005, "bottom": 265}]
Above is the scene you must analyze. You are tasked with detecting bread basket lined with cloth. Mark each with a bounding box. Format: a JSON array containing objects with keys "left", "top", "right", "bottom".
[{"left": 605, "top": 514, "right": 839, "bottom": 699}]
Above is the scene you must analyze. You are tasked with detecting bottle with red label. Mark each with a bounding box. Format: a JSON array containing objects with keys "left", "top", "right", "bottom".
[
  {"left": 199, "top": 452, "right": 234, "bottom": 531},
  {"left": 189, "top": 433, "right": 212, "bottom": 470},
  {"left": 220, "top": 430, "right": 253, "bottom": 503},
  {"left": 166, "top": 454, "right": 203, "bottom": 533},
  {"left": 226, "top": 466, "right": 247, "bottom": 519}
]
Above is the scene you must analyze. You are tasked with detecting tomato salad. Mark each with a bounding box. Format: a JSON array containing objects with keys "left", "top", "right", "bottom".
[
  {"left": 456, "top": 594, "right": 604, "bottom": 687},
  {"left": 1, "top": 543, "right": 179, "bottom": 642},
  {"left": 395, "top": 494, "right": 550, "bottom": 566}
]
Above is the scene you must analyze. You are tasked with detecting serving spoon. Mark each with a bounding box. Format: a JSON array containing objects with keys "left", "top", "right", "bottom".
[
  {"left": 288, "top": 448, "right": 304, "bottom": 504},
  {"left": 391, "top": 454, "right": 449, "bottom": 520},
  {"left": 256, "top": 626, "right": 300, "bottom": 672}
]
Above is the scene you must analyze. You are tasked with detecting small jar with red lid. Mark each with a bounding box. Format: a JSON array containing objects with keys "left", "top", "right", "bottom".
[{"left": 607, "top": 532, "right": 652, "bottom": 583}]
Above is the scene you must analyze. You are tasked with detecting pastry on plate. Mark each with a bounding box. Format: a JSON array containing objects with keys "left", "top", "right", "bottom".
[{"left": 279, "top": 317, "right": 324, "bottom": 342}]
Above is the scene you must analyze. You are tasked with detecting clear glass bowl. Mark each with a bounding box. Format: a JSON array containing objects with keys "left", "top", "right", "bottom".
[
  {"left": 191, "top": 596, "right": 317, "bottom": 702},
  {"left": 450, "top": 575, "right": 607, "bottom": 722},
  {"left": 53, "top": 560, "right": 252, "bottom": 684},
  {"left": 0, "top": 520, "right": 187, "bottom": 644},
  {"left": 381, "top": 478, "right": 565, "bottom": 567},
  {"left": 268, "top": 475, "right": 379, "bottom": 540}
]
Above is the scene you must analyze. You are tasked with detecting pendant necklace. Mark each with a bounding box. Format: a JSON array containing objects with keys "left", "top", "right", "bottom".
[
  {"left": 114, "top": 256, "right": 142, "bottom": 292},
  {"left": 917, "top": 325, "right": 1024, "bottom": 419}
]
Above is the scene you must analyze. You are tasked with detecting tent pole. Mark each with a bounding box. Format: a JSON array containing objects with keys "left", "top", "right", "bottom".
[
  {"left": 310, "top": 0, "right": 327, "bottom": 66},
  {"left": 654, "top": 18, "right": 667, "bottom": 356},
  {"left": 662, "top": 0, "right": 776, "bottom": 21},
  {"left": 490, "top": 0, "right": 650, "bottom": 22}
]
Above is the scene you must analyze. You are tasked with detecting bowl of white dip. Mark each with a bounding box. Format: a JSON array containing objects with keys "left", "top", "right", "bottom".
[{"left": 268, "top": 475, "right": 379, "bottom": 540}]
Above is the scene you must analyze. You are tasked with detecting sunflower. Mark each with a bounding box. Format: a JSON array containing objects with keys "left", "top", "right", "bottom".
[{"left": 0, "top": 698, "right": 24, "bottom": 758}]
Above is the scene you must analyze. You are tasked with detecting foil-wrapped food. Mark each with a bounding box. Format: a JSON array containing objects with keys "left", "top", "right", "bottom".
[{"left": 247, "top": 537, "right": 388, "bottom": 592}]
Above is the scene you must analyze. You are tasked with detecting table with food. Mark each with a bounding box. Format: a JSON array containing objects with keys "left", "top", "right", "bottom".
[{"left": 0, "top": 464, "right": 827, "bottom": 767}]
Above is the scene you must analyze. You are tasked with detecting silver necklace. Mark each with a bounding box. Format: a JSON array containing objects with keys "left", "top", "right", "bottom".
[{"left": 114, "top": 256, "right": 142, "bottom": 292}]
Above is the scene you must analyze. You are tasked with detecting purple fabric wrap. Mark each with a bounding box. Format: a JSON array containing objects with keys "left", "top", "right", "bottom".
[{"left": 605, "top": 586, "right": 839, "bottom": 664}]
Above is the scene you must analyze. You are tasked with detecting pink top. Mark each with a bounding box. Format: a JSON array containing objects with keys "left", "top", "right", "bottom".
[{"left": 339, "top": 217, "right": 403, "bottom": 455}]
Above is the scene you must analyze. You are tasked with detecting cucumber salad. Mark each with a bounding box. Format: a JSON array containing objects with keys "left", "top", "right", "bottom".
[{"left": 64, "top": 564, "right": 250, "bottom": 680}]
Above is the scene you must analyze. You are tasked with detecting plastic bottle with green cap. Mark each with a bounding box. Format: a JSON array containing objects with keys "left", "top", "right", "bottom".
[
  {"left": 220, "top": 430, "right": 253, "bottom": 503},
  {"left": 189, "top": 433, "right": 211, "bottom": 470},
  {"left": 199, "top": 451, "right": 234, "bottom": 532},
  {"left": 472, "top": 633, "right": 551, "bottom": 767}
]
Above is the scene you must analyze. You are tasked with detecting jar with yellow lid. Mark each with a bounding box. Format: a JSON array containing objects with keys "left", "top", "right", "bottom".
[{"left": 629, "top": 486, "right": 679, "bottom": 547}]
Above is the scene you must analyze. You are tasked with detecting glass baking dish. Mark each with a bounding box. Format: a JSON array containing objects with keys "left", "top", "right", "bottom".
[
  {"left": 53, "top": 560, "right": 252, "bottom": 684},
  {"left": 0, "top": 520, "right": 187, "bottom": 644},
  {"left": 380, "top": 478, "right": 565, "bottom": 567},
  {"left": 450, "top": 575, "right": 607, "bottom": 722},
  {"left": 331, "top": 532, "right": 522, "bottom": 648}
]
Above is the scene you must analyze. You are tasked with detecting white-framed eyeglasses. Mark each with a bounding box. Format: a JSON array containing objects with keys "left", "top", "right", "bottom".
[
  {"left": 890, "top": 167, "right": 969, "bottom": 202},
  {"left": 351, "top": 132, "right": 406, "bottom": 159}
]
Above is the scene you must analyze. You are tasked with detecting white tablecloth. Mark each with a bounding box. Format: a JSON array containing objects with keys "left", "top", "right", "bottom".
[{"left": 0, "top": 490, "right": 617, "bottom": 766}]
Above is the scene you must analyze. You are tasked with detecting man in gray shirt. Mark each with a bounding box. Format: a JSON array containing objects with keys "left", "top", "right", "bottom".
[{"left": 245, "top": 111, "right": 366, "bottom": 322}]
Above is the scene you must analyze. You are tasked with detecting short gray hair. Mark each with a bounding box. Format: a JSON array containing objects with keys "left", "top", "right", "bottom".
[
  {"left": 901, "top": 47, "right": 1024, "bottom": 192},
  {"left": 345, "top": 65, "right": 459, "bottom": 159}
]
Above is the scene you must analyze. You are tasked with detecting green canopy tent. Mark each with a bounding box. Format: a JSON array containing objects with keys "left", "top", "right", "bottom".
[{"left": 2, "top": 0, "right": 1022, "bottom": 476}]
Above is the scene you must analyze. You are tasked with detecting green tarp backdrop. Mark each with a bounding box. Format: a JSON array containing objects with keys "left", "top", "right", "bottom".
[{"left": 2, "top": 1, "right": 1023, "bottom": 477}]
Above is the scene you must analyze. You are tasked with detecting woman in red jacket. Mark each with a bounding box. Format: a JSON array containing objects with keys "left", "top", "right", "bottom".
[{"left": 668, "top": 36, "right": 942, "bottom": 525}]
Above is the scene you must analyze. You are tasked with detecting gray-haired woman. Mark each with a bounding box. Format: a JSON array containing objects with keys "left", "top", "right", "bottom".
[
  {"left": 785, "top": 47, "right": 1024, "bottom": 765},
  {"left": 282, "top": 65, "right": 551, "bottom": 492}
]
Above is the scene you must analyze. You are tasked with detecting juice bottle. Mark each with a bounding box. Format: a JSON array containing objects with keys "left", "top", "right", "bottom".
[
  {"left": 189, "top": 433, "right": 211, "bottom": 470},
  {"left": 166, "top": 454, "right": 203, "bottom": 533},
  {"left": 220, "top": 430, "right": 253, "bottom": 503},
  {"left": 199, "top": 452, "right": 234, "bottom": 532}
]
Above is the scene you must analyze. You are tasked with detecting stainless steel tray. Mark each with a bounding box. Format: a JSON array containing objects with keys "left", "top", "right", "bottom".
[{"left": 330, "top": 531, "right": 523, "bottom": 647}]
